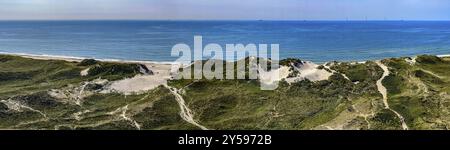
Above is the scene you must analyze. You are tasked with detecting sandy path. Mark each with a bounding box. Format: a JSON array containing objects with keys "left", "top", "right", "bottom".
[
  {"left": 164, "top": 85, "right": 209, "bottom": 130},
  {"left": 107, "top": 105, "right": 141, "bottom": 130},
  {"left": 421, "top": 69, "right": 443, "bottom": 79},
  {"left": 323, "top": 63, "right": 352, "bottom": 81},
  {"left": 120, "top": 105, "right": 141, "bottom": 130},
  {"left": 1, "top": 99, "right": 50, "bottom": 128},
  {"left": 76, "top": 82, "right": 89, "bottom": 106},
  {"left": 1, "top": 99, "right": 48, "bottom": 118},
  {"left": 376, "top": 61, "right": 409, "bottom": 130}
]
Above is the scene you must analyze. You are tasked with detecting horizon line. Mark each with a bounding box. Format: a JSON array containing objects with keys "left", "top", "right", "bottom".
[{"left": 1, "top": 19, "right": 450, "bottom": 22}]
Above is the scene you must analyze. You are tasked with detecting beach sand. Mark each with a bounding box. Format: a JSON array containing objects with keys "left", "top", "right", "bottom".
[{"left": 438, "top": 54, "right": 450, "bottom": 58}]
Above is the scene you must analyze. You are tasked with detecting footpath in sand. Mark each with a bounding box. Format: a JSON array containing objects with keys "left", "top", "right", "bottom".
[{"left": 376, "top": 61, "right": 409, "bottom": 130}]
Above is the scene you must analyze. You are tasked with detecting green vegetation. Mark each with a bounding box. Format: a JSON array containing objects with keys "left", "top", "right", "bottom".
[
  {"left": 1, "top": 54, "right": 450, "bottom": 130},
  {"left": 87, "top": 63, "right": 142, "bottom": 80},
  {"left": 0, "top": 55, "right": 84, "bottom": 99},
  {"left": 0, "top": 56, "right": 141, "bottom": 99},
  {"left": 78, "top": 59, "right": 98, "bottom": 66},
  {"left": 331, "top": 61, "right": 383, "bottom": 83},
  {"left": 415, "top": 55, "right": 443, "bottom": 64},
  {"left": 382, "top": 55, "right": 450, "bottom": 129},
  {"left": 369, "top": 109, "right": 402, "bottom": 130},
  {"left": 0, "top": 55, "right": 187, "bottom": 130},
  {"left": 279, "top": 58, "right": 302, "bottom": 66},
  {"left": 167, "top": 61, "right": 382, "bottom": 129}
]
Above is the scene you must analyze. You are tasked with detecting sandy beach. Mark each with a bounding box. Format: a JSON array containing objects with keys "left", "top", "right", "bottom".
[{"left": 438, "top": 54, "right": 450, "bottom": 58}]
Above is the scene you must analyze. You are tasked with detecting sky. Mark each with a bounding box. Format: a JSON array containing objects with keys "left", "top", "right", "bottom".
[{"left": 0, "top": 0, "right": 449, "bottom": 20}]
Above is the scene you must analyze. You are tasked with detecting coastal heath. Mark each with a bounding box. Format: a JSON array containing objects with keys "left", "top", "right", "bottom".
[{"left": 170, "top": 36, "right": 282, "bottom": 90}]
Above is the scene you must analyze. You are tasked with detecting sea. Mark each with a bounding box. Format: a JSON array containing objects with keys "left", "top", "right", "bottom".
[{"left": 0, "top": 20, "right": 449, "bottom": 63}]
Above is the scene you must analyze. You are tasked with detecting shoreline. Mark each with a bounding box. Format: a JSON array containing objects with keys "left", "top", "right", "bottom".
[
  {"left": 1, "top": 51, "right": 450, "bottom": 65},
  {"left": 437, "top": 54, "right": 450, "bottom": 58},
  {"left": 0, "top": 52, "right": 177, "bottom": 65}
]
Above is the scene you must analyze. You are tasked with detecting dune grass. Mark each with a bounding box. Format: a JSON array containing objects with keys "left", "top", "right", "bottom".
[{"left": 2, "top": 54, "right": 450, "bottom": 130}]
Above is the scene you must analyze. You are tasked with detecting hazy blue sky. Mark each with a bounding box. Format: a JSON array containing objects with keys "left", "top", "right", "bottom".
[{"left": 0, "top": 0, "right": 449, "bottom": 20}]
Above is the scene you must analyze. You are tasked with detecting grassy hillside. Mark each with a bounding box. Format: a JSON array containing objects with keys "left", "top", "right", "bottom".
[
  {"left": 1, "top": 54, "right": 450, "bottom": 130},
  {"left": 0, "top": 55, "right": 191, "bottom": 130},
  {"left": 383, "top": 55, "right": 450, "bottom": 129}
]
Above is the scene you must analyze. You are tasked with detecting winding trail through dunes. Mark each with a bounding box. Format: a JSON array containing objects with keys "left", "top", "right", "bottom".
[
  {"left": 323, "top": 63, "right": 352, "bottom": 81},
  {"left": 106, "top": 105, "right": 141, "bottom": 130},
  {"left": 1, "top": 99, "right": 50, "bottom": 128},
  {"left": 120, "top": 105, "right": 141, "bottom": 130},
  {"left": 76, "top": 82, "right": 89, "bottom": 106},
  {"left": 164, "top": 85, "right": 209, "bottom": 130},
  {"left": 1, "top": 99, "right": 48, "bottom": 119},
  {"left": 376, "top": 61, "right": 409, "bottom": 130}
]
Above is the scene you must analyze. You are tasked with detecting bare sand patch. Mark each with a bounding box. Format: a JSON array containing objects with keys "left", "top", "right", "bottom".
[
  {"left": 258, "top": 66, "right": 291, "bottom": 86},
  {"left": 405, "top": 57, "right": 417, "bottom": 65},
  {"left": 80, "top": 68, "right": 90, "bottom": 76},
  {"left": 259, "top": 61, "right": 334, "bottom": 87},
  {"left": 106, "top": 63, "right": 172, "bottom": 95},
  {"left": 293, "top": 61, "right": 333, "bottom": 81}
]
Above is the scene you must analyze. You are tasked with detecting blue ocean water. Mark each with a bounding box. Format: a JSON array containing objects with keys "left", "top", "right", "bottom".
[{"left": 0, "top": 20, "right": 449, "bottom": 63}]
